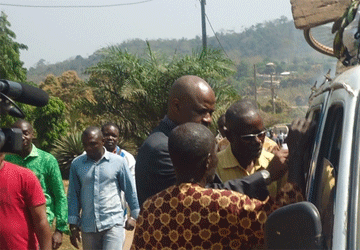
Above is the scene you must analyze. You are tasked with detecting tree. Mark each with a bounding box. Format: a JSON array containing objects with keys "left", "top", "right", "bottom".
[
  {"left": 0, "top": 11, "right": 27, "bottom": 82},
  {"left": 51, "top": 131, "right": 83, "bottom": 179},
  {"left": 40, "top": 71, "right": 94, "bottom": 131},
  {"left": 33, "top": 97, "right": 69, "bottom": 151},
  {"left": 84, "top": 45, "right": 238, "bottom": 143}
]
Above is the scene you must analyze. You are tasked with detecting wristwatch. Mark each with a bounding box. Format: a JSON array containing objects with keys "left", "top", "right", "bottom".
[{"left": 260, "top": 170, "right": 271, "bottom": 185}]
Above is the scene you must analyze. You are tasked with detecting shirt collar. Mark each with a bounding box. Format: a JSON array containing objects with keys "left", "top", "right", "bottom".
[
  {"left": 24, "top": 144, "right": 39, "bottom": 160},
  {"left": 112, "top": 145, "right": 121, "bottom": 154},
  {"left": 162, "top": 115, "right": 177, "bottom": 131},
  {"left": 85, "top": 147, "right": 110, "bottom": 162},
  {"left": 222, "top": 144, "right": 274, "bottom": 171}
]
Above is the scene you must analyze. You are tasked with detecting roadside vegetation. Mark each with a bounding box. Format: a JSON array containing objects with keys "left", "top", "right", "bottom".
[{"left": 1, "top": 11, "right": 336, "bottom": 178}]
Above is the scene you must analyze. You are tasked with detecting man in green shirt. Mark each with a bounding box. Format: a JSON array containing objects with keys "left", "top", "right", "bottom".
[{"left": 5, "top": 119, "right": 68, "bottom": 249}]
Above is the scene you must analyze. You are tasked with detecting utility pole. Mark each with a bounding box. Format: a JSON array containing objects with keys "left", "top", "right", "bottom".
[
  {"left": 266, "top": 62, "right": 276, "bottom": 114},
  {"left": 253, "top": 64, "right": 257, "bottom": 103},
  {"left": 201, "top": 0, "right": 207, "bottom": 50},
  {"left": 270, "top": 72, "right": 276, "bottom": 113}
]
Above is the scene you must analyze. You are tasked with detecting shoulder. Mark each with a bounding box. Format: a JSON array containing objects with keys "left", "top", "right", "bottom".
[
  {"left": 3, "top": 161, "right": 39, "bottom": 183},
  {"left": 217, "top": 145, "right": 236, "bottom": 167},
  {"left": 259, "top": 149, "right": 274, "bottom": 162},
  {"left": 120, "top": 149, "right": 135, "bottom": 162},
  {"left": 121, "top": 149, "right": 134, "bottom": 158},
  {"left": 71, "top": 154, "right": 87, "bottom": 166},
  {"left": 203, "top": 186, "right": 266, "bottom": 210},
  {"left": 106, "top": 151, "right": 127, "bottom": 165},
  {"left": 263, "top": 137, "right": 279, "bottom": 152},
  {"left": 139, "top": 131, "right": 169, "bottom": 154},
  {"left": 36, "top": 148, "right": 58, "bottom": 162}
]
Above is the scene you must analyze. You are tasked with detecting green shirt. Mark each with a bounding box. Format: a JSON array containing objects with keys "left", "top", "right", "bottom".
[{"left": 5, "top": 144, "right": 68, "bottom": 232}]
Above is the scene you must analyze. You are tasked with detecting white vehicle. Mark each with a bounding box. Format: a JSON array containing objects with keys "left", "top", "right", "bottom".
[{"left": 265, "top": 64, "right": 360, "bottom": 249}]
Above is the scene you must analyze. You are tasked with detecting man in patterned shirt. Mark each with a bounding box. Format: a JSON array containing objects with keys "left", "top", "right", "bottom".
[
  {"left": 5, "top": 119, "right": 68, "bottom": 249},
  {"left": 131, "top": 122, "right": 304, "bottom": 249}
]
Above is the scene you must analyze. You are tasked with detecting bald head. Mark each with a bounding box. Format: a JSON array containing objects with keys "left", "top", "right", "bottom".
[
  {"left": 225, "top": 100, "right": 260, "bottom": 131},
  {"left": 82, "top": 126, "right": 105, "bottom": 161},
  {"left": 82, "top": 126, "right": 103, "bottom": 140},
  {"left": 168, "top": 75, "right": 216, "bottom": 127},
  {"left": 169, "top": 122, "right": 217, "bottom": 184},
  {"left": 225, "top": 100, "right": 265, "bottom": 163}
]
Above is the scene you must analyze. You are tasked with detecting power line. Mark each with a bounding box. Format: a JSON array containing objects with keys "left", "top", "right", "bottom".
[
  {"left": 0, "top": 0, "right": 153, "bottom": 8},
  {"left": 197, "top": 0, "right": 229, "bottom": 58},
  {"left": 205, "top": 13, "right": 229, "bottom": 58}
]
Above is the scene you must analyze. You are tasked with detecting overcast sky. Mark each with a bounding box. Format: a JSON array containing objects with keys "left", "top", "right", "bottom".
[{"left": 1, "top": 0, "right": 293, "bottom": 68}]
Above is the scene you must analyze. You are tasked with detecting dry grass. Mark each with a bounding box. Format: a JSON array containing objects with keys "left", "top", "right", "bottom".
[{"left": 59, "top": 181, "right": 134, "bottom": 250}]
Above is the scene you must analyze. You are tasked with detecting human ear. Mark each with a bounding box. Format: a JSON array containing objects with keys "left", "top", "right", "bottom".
[{"left": 170, "top": 98, "right": 181, "bottom": 114}]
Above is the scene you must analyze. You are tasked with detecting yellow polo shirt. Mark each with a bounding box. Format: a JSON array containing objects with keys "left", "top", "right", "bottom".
[
  {"left": 216, "top": 145, "right": 281, "bottom": 197},
  {"left": 263, "top": 137, "right": 280, "bottom": 153}
]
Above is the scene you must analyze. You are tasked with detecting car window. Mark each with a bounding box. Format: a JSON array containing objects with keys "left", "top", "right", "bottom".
[
  {"left": 312, "top": 104, "right": 343, "bottom": 249},
  {"left": 304, "top": 107, "right": 321, "bottom": 180}
]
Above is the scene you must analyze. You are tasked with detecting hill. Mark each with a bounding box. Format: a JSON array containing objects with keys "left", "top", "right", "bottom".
[{"left": 27, "top": 16, "right": 335, "bottom": 84}]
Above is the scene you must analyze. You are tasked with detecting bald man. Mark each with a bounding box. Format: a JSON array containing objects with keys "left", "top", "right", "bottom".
[
  {"left": 135, "top": 75, "right": 288, "bottom": 206},
  {"left": 132, "top": 122, "right": 303, "bottom": 249},
  {"left": 135, "top": 75, "right": 215, "bottom": 206},
  {"left": 217, "top": 100, "right": 287, "bottom": 197}
]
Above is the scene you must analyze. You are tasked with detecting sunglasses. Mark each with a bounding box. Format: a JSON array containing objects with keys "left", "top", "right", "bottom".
[{"left": 240, "top": 130, "right": 267, "bottom": 141}]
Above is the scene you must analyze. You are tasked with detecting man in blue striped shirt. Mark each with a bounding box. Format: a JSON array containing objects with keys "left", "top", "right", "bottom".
[{"left": 68, "top": 126, "right": 140, "bottom": 250}]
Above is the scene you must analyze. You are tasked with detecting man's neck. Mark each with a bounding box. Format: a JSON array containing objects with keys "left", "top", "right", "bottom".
[
  {"left": 20, "top": 144, "right": 32, "bottom": 159},
  {"left": 233, "top": 151, "right": 257, "bottom": 172},
  {"left": 89, "top": 148, "right": 105, "bottom": 162}
]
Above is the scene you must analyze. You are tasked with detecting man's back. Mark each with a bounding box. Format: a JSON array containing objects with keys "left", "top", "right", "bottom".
[
  {"left": 132, "top": 182, "right": 299, "bottom": 249},
  {"left": 5, "top": 146, "right": 68, "bottom": 232},
  {"left": 0, "top": 161, "right": 46, "bottom": 249},
  {"left": 135, "top": 117, "right": 176, "bottom": 206}
]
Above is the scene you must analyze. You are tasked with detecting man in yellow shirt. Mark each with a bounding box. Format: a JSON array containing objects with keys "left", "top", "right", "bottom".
[{"left": 217, "top": 100, "right": 287, "bottom": 196}]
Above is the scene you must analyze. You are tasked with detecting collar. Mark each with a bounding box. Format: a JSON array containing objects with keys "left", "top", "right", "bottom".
[
  {"left": 24, "top": 144, "right": 39, "bottom": 160},
  {"left": 222, "top": 144, "right": 274, "bottom": 172},
  {"left": 162, "top": 115, "right": 177, "bottom": 130},
  {"left": 112, "top": 145, "right": 121, "bottom": 154},
  {"left": 85, "top": 147, "right": 110, "bottom": 162}
]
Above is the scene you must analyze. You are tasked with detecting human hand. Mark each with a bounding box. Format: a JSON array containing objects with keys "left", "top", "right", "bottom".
[
  {"left": 287, "top": 118, "right": 313, "bottom": 154},
  {"left": 267, "top": 148, "right": 289, "bottom": 182},
  {"left": 287, "top": 118, "right": 316, "bottom": 188},
  {"left": 52, "top": 230, "right": 63, "bottom": 249},
  {"left": 69, "top": 225, "right": 81, "bottom": 249},
  {"left": 124, "top": 217, "right": 136, "bottom": 231}
]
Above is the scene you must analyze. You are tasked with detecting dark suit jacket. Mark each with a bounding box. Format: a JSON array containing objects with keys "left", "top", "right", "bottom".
[{"left": 135, "top": 117, "right": 269, "bottom": 207}]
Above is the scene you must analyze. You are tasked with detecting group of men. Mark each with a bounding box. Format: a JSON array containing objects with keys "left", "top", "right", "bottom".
[
  {"left": 0, "top": 74, "right": 309, "bottom": 250},
  {"left": 0, "top": 121, "right": 138, "bottom": 250}
]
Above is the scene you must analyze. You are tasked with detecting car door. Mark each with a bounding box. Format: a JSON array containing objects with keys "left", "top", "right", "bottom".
[{"left": 307, "top": 78, "right": 358, "bottom": 249}]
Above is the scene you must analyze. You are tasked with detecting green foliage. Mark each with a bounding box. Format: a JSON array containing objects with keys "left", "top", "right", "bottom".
[
  {"left": 0, "top": 11, "right": 27, "bottom": 82},
  {"left": 33, "top": 97, "right": 69, "bottom": 151},
  {"left": 84, "top": 45, "right": 237, "bottom": 143},
  {"left": 51, "top": 131, "right": 83, "bottom": 180}
]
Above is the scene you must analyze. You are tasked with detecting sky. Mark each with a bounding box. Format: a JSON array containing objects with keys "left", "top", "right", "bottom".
[{"left": 1, "top": 0, "right": 293, "bottom": 69}]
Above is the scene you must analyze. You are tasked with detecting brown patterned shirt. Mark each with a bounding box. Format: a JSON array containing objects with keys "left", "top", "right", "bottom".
[{"left": 131, "top": 182, "right": 303, "bottom": 249}]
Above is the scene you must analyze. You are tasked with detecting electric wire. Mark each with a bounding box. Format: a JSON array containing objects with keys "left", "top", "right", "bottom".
[
  {"left": 205, "top": 13, "right": 229, "bottom": 58},
  {"left": 0, "top": 0, "right": 153, "bottom": 8},
  {"left": 198, "top": 0, "right": 229, "bottom": 58}
]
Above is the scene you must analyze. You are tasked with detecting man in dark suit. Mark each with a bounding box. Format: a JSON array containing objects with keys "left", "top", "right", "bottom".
[{"left": 135, "top": 75, "right": 288, "bottom": 207}]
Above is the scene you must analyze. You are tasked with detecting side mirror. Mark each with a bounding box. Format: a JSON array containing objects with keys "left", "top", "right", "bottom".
[{"left": 265, "top": 201, "right": 323, "bottom": 249}]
